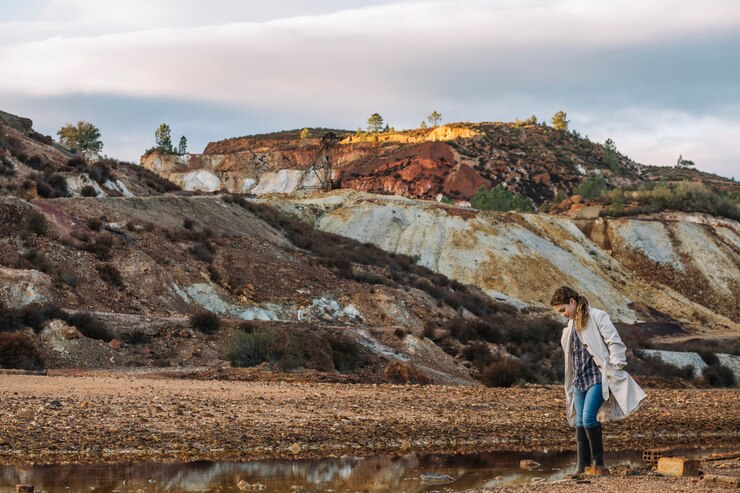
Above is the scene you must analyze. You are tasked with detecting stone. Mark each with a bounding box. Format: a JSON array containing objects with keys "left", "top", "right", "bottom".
[
  {"left": 703, "top": 474, "right": 739, "bottom": 488},
  {"left": 108, "top": 339, "right": 123, "bottom": 350},
  {"left": 520, "top": 459, "right": 541, "bottom": 470},
  {"left": 657, "top": 457, "right": 701, "bottom": 477},
  {"left": 420, "top": 473, "right": 455, "bottom": 484},
  {"left": 61, "top": 326, "right": 81, "bottom": 339},
  {"left": 16, "top": 486, "right": 34, "bottom": 493}
]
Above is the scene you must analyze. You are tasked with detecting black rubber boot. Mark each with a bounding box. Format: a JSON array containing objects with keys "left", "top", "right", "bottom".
[
  {"left": 584, "top": 423, "right": 610, "bottom": 475},
  {"left": 568, "top": 426, "right": 591, "bottom": 478}
]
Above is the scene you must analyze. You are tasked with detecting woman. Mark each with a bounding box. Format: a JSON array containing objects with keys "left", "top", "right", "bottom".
[{"left": 550, "top": 286, "right": 647, "bottom": 477}]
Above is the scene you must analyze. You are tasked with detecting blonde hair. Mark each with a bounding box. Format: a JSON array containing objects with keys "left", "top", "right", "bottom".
[{"left": 550, "top": 286, "right": 590, "bottom": 331}]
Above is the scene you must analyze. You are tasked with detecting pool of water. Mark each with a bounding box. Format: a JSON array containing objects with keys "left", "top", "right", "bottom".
[{"left": 0, "top": 449, "right": 649, "bottom": 492}]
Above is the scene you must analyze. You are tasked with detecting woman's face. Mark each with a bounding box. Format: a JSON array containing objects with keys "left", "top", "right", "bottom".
[{"left": 553, "top": 298, "right": 577, "bottom": 319}]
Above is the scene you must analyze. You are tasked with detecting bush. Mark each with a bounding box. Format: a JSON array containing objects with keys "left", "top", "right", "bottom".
[
  {"left": 0, "top": 302, "right": 65, "bottom": 333},
  {"left": 0, "top": 332, "right": 45, "bottom": 370},
  {"left": 67, "top": 312, "right": 113, "bottom": 342},
  {"left": 183, "top": 218, "right": 195, "bottom": 230},
  {"left": 97, "top": 263, "right": 123, "bottom": 287},
  {"left": 702, "top": 364, "right": 736, "bottom": 387},
  {"left": 20, "top": 210, "right": 48, "bottom": 236},
  {"left": 86, "top": 217, "right": 103, "bottom": 231},
  {"left": 480, "top": 358, "right": 532, "bottom": 387},
  {"left": 575, "top": 175, "right": 607, "bottom": 199},
  {"left": 190, "top": 312, "right": 220, "bottom": 334},
  {"left": 227, "top": 329, "right": 280, "bottom": 367},
  {"left": 327, "top": 333, "right": 366, "bottom": 372},
  {"left": 190, "top": 243, "right": 214, "bottom": 263},
  {"left": 631, "top": 353, "right": 695, "bottom": 380},
  {"left": 80, "top": 185, "right": 97, "bottom": 197}
]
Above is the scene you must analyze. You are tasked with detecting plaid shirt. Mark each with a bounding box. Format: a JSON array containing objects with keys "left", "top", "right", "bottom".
[{"left": 571, "top": 329, "right": 601, "bottom": 392}]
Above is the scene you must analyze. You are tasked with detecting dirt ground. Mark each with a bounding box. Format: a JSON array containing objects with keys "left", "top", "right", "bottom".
[{"left": 0, "top": 371, "right": 738, "bottom": 470}]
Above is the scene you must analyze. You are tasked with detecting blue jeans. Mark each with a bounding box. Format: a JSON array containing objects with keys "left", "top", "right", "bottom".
[{"left": 574, "top": 383, "right": 603, "bottom": 427}]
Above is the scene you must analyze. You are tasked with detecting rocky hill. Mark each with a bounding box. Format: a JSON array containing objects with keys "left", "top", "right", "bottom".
[
  {"left": 1, "top": 110, "right": 738, "bottom": 387},
  {"left": 1, "top": 110, "right": 179, "bottom": 200},
  {"left": 140, "top": 122, "right": 739, "bottom": 207}
]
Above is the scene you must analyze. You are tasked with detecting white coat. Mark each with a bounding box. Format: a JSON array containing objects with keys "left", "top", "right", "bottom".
[{"left": 561, "top": 307, "right": 648, "bottom": 427}]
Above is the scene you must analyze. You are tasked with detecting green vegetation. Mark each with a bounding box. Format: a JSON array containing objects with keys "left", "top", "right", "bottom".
[
  {"left": 190, "top": 312, "right": 221, "bottom": 334},
  {"left": 300, "top": 128, "right": 310, "bottom": 140},
  {"left": 551, "top": 111, "right": 569, "bottom": 131},
  {"left": 227, "top": 327, "right": 280, "bottom": 367},
  {"left": 178, "top": 135, "right": 188, "bottom": 155},
  {"left": 427, "top": 110, "right": 442, "bottom": 127},
  {"left": 155, "top": 123, "right": 173, "bottom": 153},
  {"left": 366, "top": 113, "right": 384, "bottom": 133},
  {"left": 574, "top": 174, "right": 607, "bottom": 199},
  {"left": 602, "top": 182, "right": 739, "bottom": 221},
  {"left": 602, "top": 138, "right": 620, "bottom": 174},
  {"left": 676, "top": 154, "right": 695, "bottom": 169},
  {"left": 513, "top": 115, "right": 537, "bottom": 128},
  {"left": 471, "top": 184, "right": 535, "bottom": 212},
  {"left": 57, "top": 121, "right": 103, "bottom": 153}
]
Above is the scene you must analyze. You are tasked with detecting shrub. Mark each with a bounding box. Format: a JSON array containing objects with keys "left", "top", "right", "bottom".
[
  {"left": 0, "top": 302, "right": 65, "bottom": 333},
  {"left": 480, "top": 359, "right": 532, "bottom": 387},
  {"left": 67, "top": 312, "right": 113, "bottom": 342},
  {"left": 87, "top": 217, "right": 103, "bottom": 231},
  {"left": 22, "top": 248, "right": 52, "bottom": 273},
  {"left": 702, "top": 364, "right": 736, "bottom": 387},
  {"left": 121, "top": 330, "right": 152, "bottom": 345},
  {"left": 227, "top": 329, "right": 280, "bottom": 367},
  {"left": 393, "top": 328, "right": 407, "bottom": 338},
  {"left": 327, "top": 333, "right": 366, "bottom": 372},
  {"left": 190, "top": 312, "right": 220, "bottom": 334},
  {"left": 190, "top": 243, "right": 214, "bottom": 263},
  {"left": 0, "top": 332, "right": 44, "bottom": 370},
  {"left": 97, "top": 263, "right": 123, "bottom": 288},
  {"left": 183, "top": 218, "right": 195, "bottom": 230},
  {"left": 462, "top": 341, "right": 495, "bottom": 370},
  {"left": 575, "top": 175, "right": 607, "bottom": 199},
  {"left": 80, "top": 185, "right": 98, "bottom": 197},
  {"left": 631, "top": 353, "right": 695, "bottom": 380},
  {"left": 20, "top": 210, "right": 48, "bottom": 236},
  {"left": 207, "top": 264, "right": 221, "bottom": 283}
]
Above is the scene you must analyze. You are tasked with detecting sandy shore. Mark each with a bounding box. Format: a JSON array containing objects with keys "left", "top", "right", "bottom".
[{"left": 0, "top": 373, "right": 738, "bottom": 466}]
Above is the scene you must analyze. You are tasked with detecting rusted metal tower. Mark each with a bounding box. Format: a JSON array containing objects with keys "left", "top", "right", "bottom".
[{"left": 296, "top": 131, "right": 340, "bottom": 192}]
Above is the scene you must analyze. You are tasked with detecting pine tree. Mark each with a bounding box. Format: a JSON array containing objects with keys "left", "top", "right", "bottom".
[
  {"left": 367, "top": 113, "right": 384, "bottom": 133},
  {"left": 427, "top": 111, "right": 442, "bottom": 127},
  {"left": 155, "top": 123, "right": 173, "bottom": 153},
  {"left": 178, "top": 136, "right": 188, "bottom": 155},
  {"left": 603, "top": 138, "right": 619, "bottom": 173},
  {"left": 420, "top": 121, "right": 428, "bottom": 129}
]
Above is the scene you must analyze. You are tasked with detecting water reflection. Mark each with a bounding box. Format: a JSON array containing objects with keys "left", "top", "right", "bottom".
[{"left": 0, "top": 450, "right": 645, "bottom": 492}]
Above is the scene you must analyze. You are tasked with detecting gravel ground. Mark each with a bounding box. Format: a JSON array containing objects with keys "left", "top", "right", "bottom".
[{"left": 0, "top": 373, "right": 738, "bottom": 467}]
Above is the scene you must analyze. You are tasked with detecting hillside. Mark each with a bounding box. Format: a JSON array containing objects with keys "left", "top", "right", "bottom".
[
  {"left": 140, "top": 122, "right": 739, "bottom": 209},
  {"left": 1, "top": 110, "right": 738, "bottom": 388}
]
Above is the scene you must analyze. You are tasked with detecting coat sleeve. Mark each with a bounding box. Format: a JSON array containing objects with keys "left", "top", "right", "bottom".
[{"left": 595, "top": 311, "right": 627, "bottom": 368}]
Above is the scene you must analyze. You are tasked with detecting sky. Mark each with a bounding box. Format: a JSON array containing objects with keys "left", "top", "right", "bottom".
[{"left": 0, "top": 0, "right": 738, "bottom": 179}]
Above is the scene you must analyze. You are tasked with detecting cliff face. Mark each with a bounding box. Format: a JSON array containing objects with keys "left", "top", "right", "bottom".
[
  {"left": 266, "top": 190, "right": 739, "bottom": 333},
  {"left": 141, "top": 123, "right": 657, "bottom": 202}
]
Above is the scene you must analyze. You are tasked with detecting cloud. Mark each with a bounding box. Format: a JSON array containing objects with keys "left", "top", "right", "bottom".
[{"left": 0, "top": 1, "right": 738, "bottom": 177}]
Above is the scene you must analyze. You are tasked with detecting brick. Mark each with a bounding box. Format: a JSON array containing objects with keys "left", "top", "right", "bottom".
[{"left": 657, "top": 457, "right": 701, "bottom": 477}]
